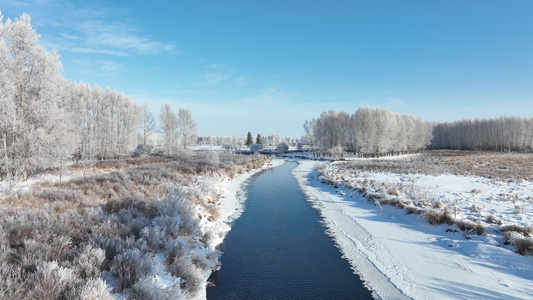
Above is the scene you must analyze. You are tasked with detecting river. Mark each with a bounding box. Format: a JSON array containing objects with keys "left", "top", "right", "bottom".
[{"left": 207, "top": 161, "right": 373, "bottom": 299}]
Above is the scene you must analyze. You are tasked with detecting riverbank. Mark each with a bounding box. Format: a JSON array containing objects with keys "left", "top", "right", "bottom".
[
  {"left": 0, "top": 154, "right": 272, "bottom": 300},
  {"left": 293, "top": 159, "right": 533, "bottom": 300},
  {"left": 207, "top": 160, "right": 371, "bottom": 299}
]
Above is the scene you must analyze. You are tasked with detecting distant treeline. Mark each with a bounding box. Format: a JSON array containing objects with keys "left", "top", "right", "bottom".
[
  {"left": 432, "top": 117, "right": 533, "bottom": 152},
  {"left": 304, "top": 107, "right": 533, "bottom": 156}
]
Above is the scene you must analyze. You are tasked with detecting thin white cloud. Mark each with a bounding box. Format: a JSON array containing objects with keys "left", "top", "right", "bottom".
[
  {"left": 3, "top": 1, "right": 177, "bottom": 57},
  {"left": 192, "top": 64, "right": 250, "bottom": 87},
  {"left": 233, "top": 76, "right": 249, "bottom": 86},
  {"left": 60, "top": 33, "right": 80, "bottom": 40},
  {"left": 78, "top": 20, "right": 176, "bottom": 55},
  {"left": 70, "top": 47, "right": 129, "bottom": 57}
]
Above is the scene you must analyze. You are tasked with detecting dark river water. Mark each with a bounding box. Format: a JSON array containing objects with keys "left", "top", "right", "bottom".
[{"left": 207, "top": 161, "right": 373, "bottom": 300}]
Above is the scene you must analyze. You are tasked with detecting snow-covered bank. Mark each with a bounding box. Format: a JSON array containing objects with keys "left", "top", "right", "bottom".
[{"left": 293, "top": 160, "right": 533, "bottom": 300}]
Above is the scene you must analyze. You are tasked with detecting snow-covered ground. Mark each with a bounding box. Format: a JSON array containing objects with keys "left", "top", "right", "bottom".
[{"left": 293, "top": 160, "right": 533, "bottom": 300}]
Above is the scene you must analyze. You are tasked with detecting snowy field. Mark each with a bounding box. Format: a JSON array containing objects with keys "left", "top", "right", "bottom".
[{"left": 293, "top": 159, "right": 533, "bottom": 300}]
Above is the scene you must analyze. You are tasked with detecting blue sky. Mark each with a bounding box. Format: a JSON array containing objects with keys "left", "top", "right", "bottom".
[{"left": 2, "top": 1, "right": 532, "bottom": 137}]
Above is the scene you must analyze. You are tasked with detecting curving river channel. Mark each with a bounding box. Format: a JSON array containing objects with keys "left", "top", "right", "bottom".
[{"left": 207, "top": 161, "right": 373, "bottom": 299}]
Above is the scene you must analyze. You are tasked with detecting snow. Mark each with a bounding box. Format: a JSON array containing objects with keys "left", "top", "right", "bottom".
[
  {"left": 292, "top": 159, "right": 533, "bottom": 300},
  {"left": 188, "top": 145, "right": 225, "bottom": 151}
]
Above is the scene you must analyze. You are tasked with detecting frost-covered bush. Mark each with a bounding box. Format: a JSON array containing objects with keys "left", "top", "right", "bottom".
[
  {"left": 132, "top": 277, "right": 182, "bottom": 300},
  {"left": 176, "top": 149, "right": 193, "bottom": 160},
  {"left": 276, "top": 142, "right": 289, "bottom": 151},
  {"left": 27, "top": 261, "right": 78, "bottom": 299},
  {"left": 201, "top": 150, "right": 220, "bottom": 167},
  {"left": 77, "top": 279, "right": 114, "bottom": 300},
  {"left": 112, "top": 249, "right": 160, "bottom": 289},
  {"left": 72, "top": 244, "right": 106, "bottom": 279},
  {"left": 0, "top": 154, "right": 270, "bottom": 298}
]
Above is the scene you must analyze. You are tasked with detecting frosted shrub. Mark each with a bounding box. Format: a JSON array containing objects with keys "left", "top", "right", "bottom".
[
  {"left": 140, "top": 225, "right": 167, "bottom": 250},
  {"left": 0, "top": 154, "right": 270, "bottom": 296},
  {"left": 73, "top": 244, "right": 106, "bottom": 279},
  {"left": 167, "top": 259, "right": 203, "bottom": 294},
  {"left": 28, "top": 261, "right": 78, "bottom": 299},
  {"left": 132, "top": 277, "right": 182, "bottom": 300},
  {"left": 157, "top": 192, "right": 201, "bottom": 238},
  {"left": 153, "top": 188, "right": 190, "bottom": 216},
  {"left": 92, "top": 236, "right": 134, "bottom": 263},
  {"left": 202, "top": 150, "right": 220, "bottom": 167},
  {"left": 112, "top": 248, "right": 159, "bottom": 289},
  {"left": 176, "top": 149, "right": 193, "bottom": 160},
  {"left": 194, "top": 250, "right": 221, "bottom": 272},
  {"left": 165, "top": 237, "right": 196, "bottom": 263},
  {"left": 77, "top": 279, "right": 113, "bottom": 300}
]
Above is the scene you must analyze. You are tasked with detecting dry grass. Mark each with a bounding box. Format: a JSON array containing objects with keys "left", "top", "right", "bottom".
[
  {"left": 423, "top": 209, "right": 454, "bottom": 225},
  {"left": 341, "top": 150, "right": 533, "bottom": 182},
  {"left": 0, "top": 153, "right": 271, "bottom": 298}
]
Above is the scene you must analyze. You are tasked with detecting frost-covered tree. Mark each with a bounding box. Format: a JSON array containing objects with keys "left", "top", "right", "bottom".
[
  {"left": 139, "top": 103, "right": 156, "bottom": 154},
  {"left": 0, "top": 20, "right": 16, "bottom": 181},
  {"left": 177, "top": 107, "right": 197, "bottom": 149},
  {"left": 159, "top": 104, "right": 178, "bottom": 156},
  {"left": 432, "top": 116, "right": 533, "bottom": 152},
  {"left": 0, "top": 11, "right": 143, "bottom": 181},
  {"left": 0, "top": 12, "right": 79, "bottom": 180},
  {"left": 304, "top": 107, "right": 432, "bottom": 157},
  {"left": 302, "top": 119, "right": 316, "bottom": 147}
]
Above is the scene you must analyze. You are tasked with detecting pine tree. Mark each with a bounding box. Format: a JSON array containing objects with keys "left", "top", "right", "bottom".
[
  {"left": 246, "top": 132, "right": 253, "bottom": 146},
  {"left": 256, "top": 134, "right": 263, "bottom": 145}
]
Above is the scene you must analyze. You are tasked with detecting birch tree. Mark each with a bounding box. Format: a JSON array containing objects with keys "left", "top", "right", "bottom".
[
  {"left": 139, "top": 103, "right": 156, "bottom": 154},
  {"left": 304, "top": 106, "right": 432, "bottom": 157},
  {"left": 0, "top": 21, "right": 15, "bottom": 181},
  {"left": 177, "top": 107, "right": 197, "bottom": 149},
  {"left": 160, "top": 104, "right": 178, "bottom": 155},
  {"left": 1, "top": 12, "right": 75, "bottom": 180},
  {"left": 432, "top": 116, "right": 533, "bottom": 152}
]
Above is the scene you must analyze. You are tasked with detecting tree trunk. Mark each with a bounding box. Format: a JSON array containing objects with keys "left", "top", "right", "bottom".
[{"left": 2, "top": 134, "right": 9, "bottom": 181}]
